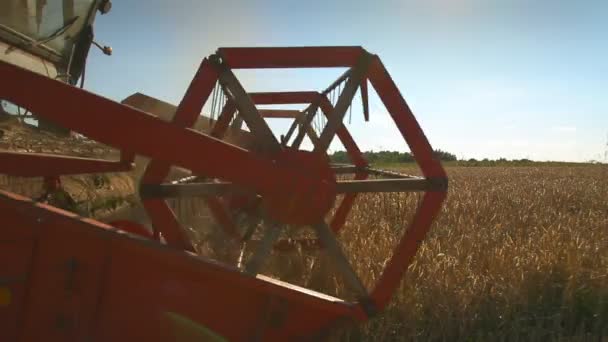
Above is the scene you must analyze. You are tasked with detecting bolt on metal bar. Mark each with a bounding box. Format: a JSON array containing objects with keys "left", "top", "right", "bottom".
[{"left": 315, "top": 53, "right": 373, "bottom": 153}]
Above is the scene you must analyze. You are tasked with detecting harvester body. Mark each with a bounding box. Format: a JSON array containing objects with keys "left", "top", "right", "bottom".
[{"left": 0, "top": 7, "right": 448, "bottom": 340}]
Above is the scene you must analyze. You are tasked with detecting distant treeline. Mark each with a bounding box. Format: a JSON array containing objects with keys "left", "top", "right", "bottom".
[
  {"left": 329, "top": 151, "right": 596, "bottom": 166},
  {"left": 329, "top": 149, "right": 457, "bottom": 164}
]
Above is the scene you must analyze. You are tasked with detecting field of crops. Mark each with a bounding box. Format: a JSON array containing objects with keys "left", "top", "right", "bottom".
[
  {"left": 170, "top": 165, "right": 608, "bottom": 341},
  {"left": 332, "top": 166, "right": 608, "bottom": 341}
]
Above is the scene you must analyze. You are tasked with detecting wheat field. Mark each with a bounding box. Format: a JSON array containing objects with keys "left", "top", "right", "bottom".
[
  {"left": 3, "top": 131, "right": 606, "bottom": 340},
  {"left": 178, "top": 165, "right": 607, "bottom": 340},
  {"left": 329, "top": 165, "right": 608, "bottom": 341}
]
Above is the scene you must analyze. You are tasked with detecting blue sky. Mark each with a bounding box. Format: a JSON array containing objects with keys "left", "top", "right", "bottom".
[{"left": 85, "top": 0, "right": 608, "bottom": 162}]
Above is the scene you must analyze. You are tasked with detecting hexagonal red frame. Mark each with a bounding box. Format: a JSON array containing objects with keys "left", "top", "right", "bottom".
[{"left": 0, "top": 46, "right": 448, "bottom": 327}]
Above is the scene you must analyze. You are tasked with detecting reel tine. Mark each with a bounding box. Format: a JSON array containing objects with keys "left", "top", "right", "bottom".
[
  {"left": 348, "top": 95, "right": 353, "bottom": 125},
  {"left": 209, "top": 81, "right": 219, "bottom": 124}
]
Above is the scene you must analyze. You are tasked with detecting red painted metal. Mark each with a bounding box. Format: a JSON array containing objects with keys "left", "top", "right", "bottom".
[
  {"left": 367, "top": 56, "right": 447, "bottom": 179},
  {"left": 361, "top": 80, "right": 370, "bottom": 122},
  {"left": 140, "top": 58, "right": 218, "bottom": 248},
  {"left": 249, "top": 91, "right": 320, "bottom": 104},
  {"left": 141, "top": 58, "right": 219, "bottom": 182},
  {"left": 109, "top": 220, "right": 156, "bottom": 239},
  {"left": 0, "top": 46, "right": 447, "bottom": 340},
  {"left": 249, "top": 91, "right": 367, "bottom": 168},
  {"left": 259, "top": 109, "right": 301, "bottom": 118},
  {"left": 252, "top": 91, "right": 368, "bottom": 236},
  {"left": 365, "top": 55, "right": 448, "bottom": 309},
  {"left": 201, "top": 91, "right": 368, "bottom": 243},
  {"left": 330, "top": 171, "right": 369, "bottom": 233},
  {"left": 0, "top": 151, "right": 132, "bottom": 176},
  {"left": 219, "top": 46, "right": 365, "bottom": 69},
  {"left": 0, "top": 62, "right": 328, "bottom": 201},
  {"left": 0, "top": 190, "right": 368, "bottom": 341},
  {"left": 210, "top": 100, "right": 237, "bottom": 137},
  {"left": 318, "top": 96, "right": 368, "bottom": 168}
]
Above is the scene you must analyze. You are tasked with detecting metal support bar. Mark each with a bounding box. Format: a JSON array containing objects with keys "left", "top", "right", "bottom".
[
  {"left": 0, "top": 151, "right": 133, "bottom": 177},
  {"left": 247, "top": 91, "right": 367, "bottom": 168},
  {"left": 136, "top": 58, "right": 221, "bottom": 250},
  {"left": 141, "top": 178, "right": 442, "bottom": 199},
  {"left": 365, "top": 167, "right": 418, "bottom": 179},
  {"left": 281, "top": 110, "right": 306, "bottom": 146},
  {"left": 330, "top": 165, "right": 360, "bottom": 174},
  {"left": 291, "top": 104, "right": 320, "bottom": 149},
  {"left": 244, "top": 223, "right": 281, "bottom": 275},
  {"left": 361, "top": 80, "right": 369, "bottom": 122},
  {"left": 249, "top": 91, "right": 320, "bottom": 104},
  {"left": 210, "top": 100, "right": 237, "bottom": 137},
  {"left": 312, "top": 222, "right": 368, "bottom": 297},
  {"left": 140, "top": 182, "right": 236, "bottom": 198},
  {"left": 0, "top": 61, "right": 327, "bottom": 205},
  {"left": 258, "top": 109, "right": 301, "bottom": 118},
  {"left": 318, "top": 97, "right": 367, "bottom": 167},
  {"left": 326, "top": 164, "right": 420, "bottom": 179},
  {"left": 218, "top": 46, "right": 366, "bottom": 69},
  {"left": 230, "top": 114, "right": 244, "bottom": 130},
  {"left": 367, "top": 56, "right": 447, "bottom": 179},
  {"left": 139, "top": 176, "right": 446, "bottom": 199},
  {"left": 330, "top": 172, "right": 368, "bottom": 234},
  {"left": 321, "top": 68, "right": 352, "bottom": 95},
  {"left": 335, "top": 178, "right": 440, "bottom": 193},
  {"left": 143, "top": 199, "right": 196, "bottom": 252},
  {"left": 207, "top": 99, "right": 251, "bottom": 241},
  {"left": 304, "top": 126, "right": 320, "bottom": 147},
  {"left": 315, "top": 53, "right": 373, "bottom": 153}
]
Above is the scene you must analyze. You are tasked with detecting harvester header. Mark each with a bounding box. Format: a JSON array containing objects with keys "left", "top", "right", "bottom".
[{"left": 0, "top": 46, "right": 447, "bottom": 341}]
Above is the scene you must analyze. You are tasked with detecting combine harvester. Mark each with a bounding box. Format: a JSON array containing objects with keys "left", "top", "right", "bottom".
[{"left": 0, "top": 1, "right": 448, "bottom": 340}]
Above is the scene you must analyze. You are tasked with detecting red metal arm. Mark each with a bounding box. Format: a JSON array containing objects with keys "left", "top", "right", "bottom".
[
  {"left": 249, "top": 92, "right": 321, "bottom": 104},
  {"left": 219, "top": 46, "right": 366, "bottom": 69},
  {"left": 367, "top": 56, "right": 446, "bottom": 179},
  {"left": 0, "top": 61, "right": 328, "bottom": 203},
  {"left": 318, "top": 96, "right": 368, "bottom": 168},
  {"left": 0, "top": 152, "right": 132, "bottom": 177},
  {"left": 140, "top": 58, "right": 220, "bottom": 251},
  {"left": 366, "top": 55, "right": 448, "bottom": 310},
  {"left": 206, "top": 100, "right": 244, "bottom": 241}
]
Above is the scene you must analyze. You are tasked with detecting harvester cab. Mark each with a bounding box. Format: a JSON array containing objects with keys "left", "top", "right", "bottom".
[{"left": 0, "top": 0, "right": 111, "bottom": 133}]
